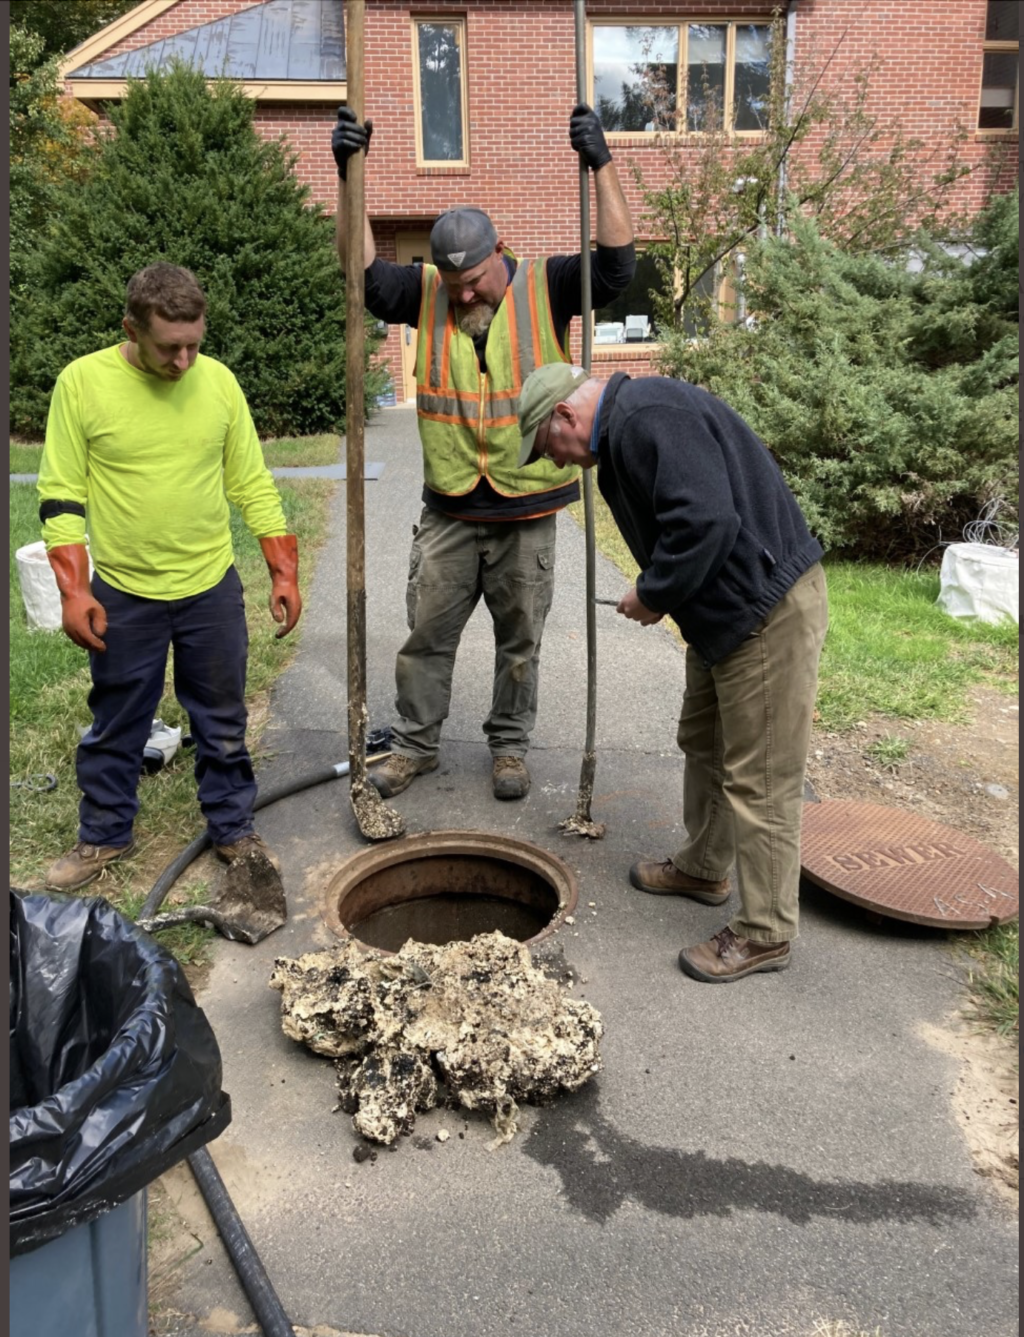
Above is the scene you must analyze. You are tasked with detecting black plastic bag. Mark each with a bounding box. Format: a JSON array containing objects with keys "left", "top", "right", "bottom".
[{"left": 9, "top": 890, "right": 231, "bottom": 1255}]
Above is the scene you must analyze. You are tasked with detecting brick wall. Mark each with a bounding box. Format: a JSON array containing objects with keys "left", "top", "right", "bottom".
[
  {"left": 793, "top": 0, "right": 1018, "bottom": 216},
  {"left": 254, "top": 104, "right": 340, "bottom": 206},
  {"left": 320, "top": 0, "right": 1018, "bottom": 393},
  {"left": 67, "top": 0, "right": 1017, "bottom": 396}
]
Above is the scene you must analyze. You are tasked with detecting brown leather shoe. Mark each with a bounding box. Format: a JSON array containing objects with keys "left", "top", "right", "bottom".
[
  {"left": 678, "top": 925, "right": 791, "bottom": 982},
  {"left": 492, "top": 756, "right": 530, "bottom": 800},
  {"left": 368, "top": 753, "right": 438, "bottom": 798},
  {"left": 629, "top": 858, "right": 729, "bottom": 904},
  {"left": 214, "top": 832, "right": 281, "bottom": 872},
  {"left": 45, "top": 839, "right": 137, "bottom": 891}
]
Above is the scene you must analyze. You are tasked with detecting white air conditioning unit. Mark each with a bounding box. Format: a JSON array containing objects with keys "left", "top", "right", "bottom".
[{"left": 594, "top": 321, "right": 625, "bottom": 344}]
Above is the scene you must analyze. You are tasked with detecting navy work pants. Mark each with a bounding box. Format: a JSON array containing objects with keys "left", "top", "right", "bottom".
[{"left": 77, "top": 567, "right": 257, "bottom": 848}]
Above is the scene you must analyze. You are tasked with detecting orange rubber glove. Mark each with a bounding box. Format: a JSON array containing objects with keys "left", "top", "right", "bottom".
[
  {"left": 259, "top": 534, "right": 302, "bottom": 638},
  {"left": 47, "top": 544, "right": 107, "bottom": 651}
]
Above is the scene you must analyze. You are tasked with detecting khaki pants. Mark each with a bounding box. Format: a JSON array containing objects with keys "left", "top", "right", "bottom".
[
  {"left": 673, "top": 563, "right": 829, "bottom": 943},
  {"left": 392, "top": 508, "right": 556, "bottom": 758}
]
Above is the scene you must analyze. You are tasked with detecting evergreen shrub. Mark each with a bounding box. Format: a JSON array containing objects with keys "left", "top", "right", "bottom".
[
  {"left": 11, "top": 64, "right": 388, "bottom": 438},
  {"left": 657, "top": 198, "right": 1019, "bottom": 561}
]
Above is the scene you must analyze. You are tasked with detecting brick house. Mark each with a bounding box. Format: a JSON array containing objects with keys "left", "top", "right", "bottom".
[{"left": 61, "top": 0, "right": 1018, "bottom": 404}]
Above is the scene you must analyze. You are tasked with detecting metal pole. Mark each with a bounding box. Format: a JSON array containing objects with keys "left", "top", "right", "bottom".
[{"left": 560, "top": 0, "right": 604, "bottom": 839}]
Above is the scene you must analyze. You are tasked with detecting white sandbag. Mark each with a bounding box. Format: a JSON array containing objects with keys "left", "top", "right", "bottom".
[
  {"left": 936, "top": 542, "right": 1018, "bottom": 626},
  {"left": 15, "top": 541, "right": 94, "bottom": 632}
]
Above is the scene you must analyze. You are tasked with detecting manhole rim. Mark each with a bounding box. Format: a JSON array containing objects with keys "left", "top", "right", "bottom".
[{"left": 322, "top": 828, "right": 580, "bottom": 952}]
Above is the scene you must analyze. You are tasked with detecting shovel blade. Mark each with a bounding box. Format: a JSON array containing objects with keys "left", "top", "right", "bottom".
[
  {"left": 350, "top": 776, "right": 406, "bottom": 842},
  {"left": 210, "top": 849, "right": 288, "bottom": 944}
]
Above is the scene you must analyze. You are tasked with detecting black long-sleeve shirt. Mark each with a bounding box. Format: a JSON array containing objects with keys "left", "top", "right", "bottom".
[
  {"left": 366, "top": 243, "right": 636, "bottom": 520},
  {"left": 596, "top": 372, "right": 824, "bottom": 666}
]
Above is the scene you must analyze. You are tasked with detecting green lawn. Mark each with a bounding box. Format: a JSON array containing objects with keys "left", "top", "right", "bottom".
[
  {"left": 815, "top": 562, "right": 1017, "bottom": 728},
  {"left": 259, "top": 433, "right": 340, "bottom": 468},
  {"left": 10, "top": 442, "right": 43, "bottom": 473}
]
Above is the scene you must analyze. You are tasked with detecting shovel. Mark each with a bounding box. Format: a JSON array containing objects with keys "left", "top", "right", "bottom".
[
  {"left": 344, "top": 0, "right": 404, "bottom": 843},
  {"left": 559, "top": 0, "right": 605, "bottom": 841},
  {"left": 137, "top": 847, "right": 287, "bottom": 945},
  {"left": 135, "top": 736, "right": 395, "bottom": 944}
]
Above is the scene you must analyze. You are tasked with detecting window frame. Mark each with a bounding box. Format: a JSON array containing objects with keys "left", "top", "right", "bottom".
[
  {"left": 591, "top": 247, "right": 667, "bottom": 356},
  {"left": 587, "top": 17, "right": 774, "bottom": 141},
  {"left": 590, "top": 247, "right": 732, "bottom": 359},
  {"left": 977, "top": 3, "right": 1019, "bottom": 135},
  {"left": 411, "top": 15, "right": 470, "bottom": 168}
]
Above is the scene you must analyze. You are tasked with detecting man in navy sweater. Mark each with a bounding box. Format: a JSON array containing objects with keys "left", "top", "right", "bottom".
[{"left": 518, "top": 364, "right": 829, "bottom": 983}]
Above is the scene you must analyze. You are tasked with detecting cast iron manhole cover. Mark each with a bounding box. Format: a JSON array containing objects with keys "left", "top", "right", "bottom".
[{"left": 801, "top": 800, "right": 1018, "bottom": 928}]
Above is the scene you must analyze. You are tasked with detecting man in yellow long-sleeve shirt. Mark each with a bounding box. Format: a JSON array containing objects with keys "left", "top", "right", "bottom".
[{"left": 38, "top": 263, "right": 302, "bottom": 891}]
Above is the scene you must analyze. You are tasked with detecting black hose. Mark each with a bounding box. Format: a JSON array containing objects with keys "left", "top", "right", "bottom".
[
  {"left": 187, "top": 1147, "right": 295, "bottom": 1337},
  {"left": 139, "top": 831, "right": 212, "bottom": 920},
  {"left": 151, "top": 766, "right": 353, "bottom": 1337}
]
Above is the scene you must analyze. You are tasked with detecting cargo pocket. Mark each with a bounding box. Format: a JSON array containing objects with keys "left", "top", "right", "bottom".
[
  {"left": 405, "top": 542, "right": 423, "bottom": 630},
  {"left": 536, "top": 547, "right": 555, "bottom": 622}
]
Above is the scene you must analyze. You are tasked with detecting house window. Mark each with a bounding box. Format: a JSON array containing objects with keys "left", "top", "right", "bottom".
[
  {"left": 413, "top": 18, "right": 468, "bottom": 164},
  {"left": 591, "top": 21, "right": 771, "bottom": 136},
  {"left": 592, "top": 251, "right": 716, "bottom": 347},
  {"left": 979, "top": 1, "right": 1018, "bottom": 131}
]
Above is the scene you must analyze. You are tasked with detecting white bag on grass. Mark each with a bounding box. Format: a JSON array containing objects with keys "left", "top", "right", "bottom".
[
  {"left": 15, "top": 541, "right": 94, "bottom": 633},
  {"left": 936, "top": 542, "right": 1018, "bottom": 626}
]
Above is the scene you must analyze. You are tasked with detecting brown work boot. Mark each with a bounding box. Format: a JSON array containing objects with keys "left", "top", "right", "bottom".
[
  {"left": 678, "top": 925, "right": 791, "bottom": 983},
  {"left": 629, "top": 858, "right": 729, "bottom": 904},
  {"left": 492, "top": 756, "right": 530, "bottom": 801},
  {"left": 45, "top": 839, "right": 137, "bottom": 892},
  {"left": 214, "top": 832, "right": 281, "bottom": 873},
  {"left": 368, "top": 753, "right": 438, "bottom": 799}
]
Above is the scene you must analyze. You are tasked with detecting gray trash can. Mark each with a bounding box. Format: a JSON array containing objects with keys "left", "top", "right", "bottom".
[
  {"left": 8, "top": 891, "right": 231, "bottom": 1337},
  {"left": 10, "top": 1192, "right": 148, "bottom": 1337}
]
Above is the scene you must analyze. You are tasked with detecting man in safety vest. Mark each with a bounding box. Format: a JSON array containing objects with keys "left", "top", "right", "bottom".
[{"left": 333, "top": 103, "right": 634, "bottom": 801}]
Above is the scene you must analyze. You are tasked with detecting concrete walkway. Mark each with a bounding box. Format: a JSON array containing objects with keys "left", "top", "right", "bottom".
[{"left": 157, "top": 406, "right": 1017, "bottom": 1337}]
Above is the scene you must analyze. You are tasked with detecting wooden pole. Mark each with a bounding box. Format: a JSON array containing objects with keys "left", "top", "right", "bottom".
[
  {"left": 345, "top": 0, "right": 367, "bottom": 785},
  {"left": 344, "top": 0, "right": 403, "bottom": 841}
]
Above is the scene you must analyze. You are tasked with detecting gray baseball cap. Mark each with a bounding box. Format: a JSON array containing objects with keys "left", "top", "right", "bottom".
[{"left": 430, "top": 207, "right": 498, "bottom": 272}]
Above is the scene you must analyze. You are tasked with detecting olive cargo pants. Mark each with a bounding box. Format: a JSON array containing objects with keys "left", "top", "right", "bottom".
[{"left": 391, "top": 508, "right": 556, "bottom": 759}]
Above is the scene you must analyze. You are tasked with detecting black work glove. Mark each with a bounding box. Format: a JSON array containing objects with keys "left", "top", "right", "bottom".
[
  {"left": 332, "top": 106, "right": 373, "bottom": 180},
  {"left": 569, "top": 103, "right": 612, "bottom": 171}
]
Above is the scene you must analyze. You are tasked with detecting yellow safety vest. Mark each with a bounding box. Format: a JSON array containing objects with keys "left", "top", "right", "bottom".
[{"left": 414, "top": 256, "right": 581, "bottom": 497}]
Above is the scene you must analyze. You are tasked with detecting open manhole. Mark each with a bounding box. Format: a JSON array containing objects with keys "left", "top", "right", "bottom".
[{"left": 323, "top": 830, "right": 579, "bottom": 952}]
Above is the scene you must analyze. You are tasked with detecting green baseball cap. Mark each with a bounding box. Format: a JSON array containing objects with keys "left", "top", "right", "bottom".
[{"left": 517, "top": 363, "right": 590, "bottom": 467}]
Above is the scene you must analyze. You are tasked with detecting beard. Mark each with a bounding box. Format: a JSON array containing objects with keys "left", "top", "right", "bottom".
[{"left": 456, "top": 302, "right": 497, "bottom": 338}]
